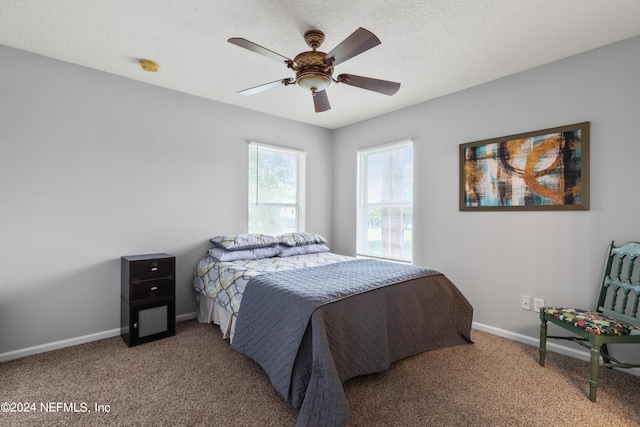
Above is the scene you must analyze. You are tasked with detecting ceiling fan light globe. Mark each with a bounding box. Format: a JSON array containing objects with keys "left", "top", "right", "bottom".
[{"left": 297, "top": 74, "right": 331, "bottom": 93}]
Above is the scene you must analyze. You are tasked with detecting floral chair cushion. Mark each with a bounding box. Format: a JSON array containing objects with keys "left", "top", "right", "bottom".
[{"left": 543, "top": 307, "right": 639, "bottom": 336}]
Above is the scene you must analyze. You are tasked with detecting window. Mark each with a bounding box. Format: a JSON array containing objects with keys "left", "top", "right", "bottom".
[
  {"left": 248, "top": 142, "right": 306, "bottom": 235},
  {"left": 357, "top": 140, "right": 413, "bottom": 262}
]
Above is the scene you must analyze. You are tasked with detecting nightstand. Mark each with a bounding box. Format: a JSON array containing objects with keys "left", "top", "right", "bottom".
[{"left": 121, "top": 253, "right": 176, "bottom": 346}]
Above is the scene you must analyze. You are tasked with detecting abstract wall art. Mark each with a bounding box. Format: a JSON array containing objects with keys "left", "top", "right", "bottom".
[{"left": 460, "top": 122, "right": 589, "bottom": 211}]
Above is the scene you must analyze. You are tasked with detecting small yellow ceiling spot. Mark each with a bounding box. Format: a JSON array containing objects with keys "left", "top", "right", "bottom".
[{"left": 139, "top": 59, "right": 159, "bottom": 72}]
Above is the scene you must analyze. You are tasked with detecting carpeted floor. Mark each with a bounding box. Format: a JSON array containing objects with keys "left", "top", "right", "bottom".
[{"left": 1, "top": 320, "right": 639, "bottom": 426}]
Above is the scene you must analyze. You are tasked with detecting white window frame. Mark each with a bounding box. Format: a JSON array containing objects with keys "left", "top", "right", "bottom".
[
  {"left": 356, "top": 139, "right": 413, "bottom": 263},
  {"left": 248, "top": 141, "right": 306, "bottom": 234}
]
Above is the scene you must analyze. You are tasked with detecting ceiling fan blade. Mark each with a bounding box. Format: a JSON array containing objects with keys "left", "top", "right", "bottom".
[
  {"left": 324, "top": 27, "right": 381, "bottom": 66},
  {"left": 337, "top": 74, "right": 401, "bottom": 96},
  {"left": 313, "top": 90, "right": 331, "bottom": 112},
  {"left": 228, "top": 38, "right": 292, "bottom": 64},
  {"left": 238, "top": 78, "right": 292, "bottom": 96}
]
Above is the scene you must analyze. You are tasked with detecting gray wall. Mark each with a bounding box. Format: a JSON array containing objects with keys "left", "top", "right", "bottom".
[
  {"left": 332, "top": 36, "right": 640, "bottom": 362},
  {"left": 0, "top": 46, "right": 332, "bottom": 357}
]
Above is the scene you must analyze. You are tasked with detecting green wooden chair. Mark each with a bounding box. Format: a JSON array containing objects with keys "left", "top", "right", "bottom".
[{"left": 539, "top": 241, "right": 640, "bottom": 402}]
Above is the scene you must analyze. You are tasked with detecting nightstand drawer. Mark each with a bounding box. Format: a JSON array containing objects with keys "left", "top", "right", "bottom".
[
  {"left": 131, "top": 277, "right": 174, "bottom": 301},
  {"left": 130, "top": 258, "right": 174, "bottom": 281}
]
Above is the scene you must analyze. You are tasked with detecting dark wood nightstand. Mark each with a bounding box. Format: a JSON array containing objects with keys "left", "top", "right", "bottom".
[{"left": 121, "top": 253, "right": 176, "bottom": 347}]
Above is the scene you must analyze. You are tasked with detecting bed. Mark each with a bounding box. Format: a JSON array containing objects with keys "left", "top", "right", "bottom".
[{"left": 192, "top": 233, "right": 473, "bottom": 427}]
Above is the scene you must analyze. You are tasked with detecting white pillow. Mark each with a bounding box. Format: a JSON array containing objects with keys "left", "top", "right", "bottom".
[
  {"left": 210, "top": 233, "right": 279, "bottom": 251},
  {"left": 207, "top": 245, "right": 281, "bottom": 262},
  {"left": 277, "top": 232, "right": 327, "bottom": 247},
  {"left": 277, "top": 243, "right": 330, "bottom": 257}
]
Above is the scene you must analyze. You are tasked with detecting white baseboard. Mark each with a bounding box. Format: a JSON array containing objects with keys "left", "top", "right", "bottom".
[
  {"left": 2, "top": 316, "right": 636, "bottom": 377},
  {"left": 176, "top": 312, "right": 197, "bottom": 322},
  {"left": 0, "top": 328, "right": 121, "bottom": 363},
  {"left": 472, "top": 321, "right": 640, "bottom": 377},
  {"left": 0, "top": 312, "right": 198, "bottom": 363}
]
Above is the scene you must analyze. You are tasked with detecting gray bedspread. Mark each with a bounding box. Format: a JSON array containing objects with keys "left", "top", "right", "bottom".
[{"left": 231, "top": 259, "right": 473, "bottom": 427}]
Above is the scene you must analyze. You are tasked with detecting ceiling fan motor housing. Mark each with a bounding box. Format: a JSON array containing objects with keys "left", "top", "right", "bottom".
[
  {"left": 293, "top": 30, "right": 333, "bottom": 94},
  {"left": 294, "top": 50, "right": 333, "bottom": 94}
]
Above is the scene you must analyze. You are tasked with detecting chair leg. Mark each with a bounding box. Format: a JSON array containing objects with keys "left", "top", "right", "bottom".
[
  {"left": 539, "top": 318, "right": 547, "bottom": 367},
  {"left": 589, "top": 345, "right": 601, "bottom": 402},
  {"left": 601, "top": 344, "right": 611, "bottom": 366}
]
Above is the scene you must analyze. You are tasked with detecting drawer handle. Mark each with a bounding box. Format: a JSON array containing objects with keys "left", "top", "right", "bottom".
[
  {"left": 151, "top": 267, "right": 158, "bottom": 272},
  {"left": 133, "top": 323, "right": 138, "bottom": 329},
  {"left": 150, "top": 286, "right": 158, "bottom": 291}
]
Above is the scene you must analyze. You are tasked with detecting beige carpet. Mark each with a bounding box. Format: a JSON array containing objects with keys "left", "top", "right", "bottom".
[{"left": 1, "top": 320, "right": 639, "bottom": 426}]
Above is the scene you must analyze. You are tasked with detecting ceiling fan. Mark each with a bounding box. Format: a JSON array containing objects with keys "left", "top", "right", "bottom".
[{"left": 228, "top": 27, "right": 401, "bottom": 113}]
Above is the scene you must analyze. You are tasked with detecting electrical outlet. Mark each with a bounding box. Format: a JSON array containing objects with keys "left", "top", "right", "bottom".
[
  {"left": 521, "top": 295, "right": 532, "bottom": 310},
  {"left": 534, "top": 298, "right": 545, "bottom": 313}
]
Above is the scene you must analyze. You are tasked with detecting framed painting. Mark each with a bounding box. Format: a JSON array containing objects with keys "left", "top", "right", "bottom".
[{"left": 459, "top": 122, "right": 589, "bottom": 211}]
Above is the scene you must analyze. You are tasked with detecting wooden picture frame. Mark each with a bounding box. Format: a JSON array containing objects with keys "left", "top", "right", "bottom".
[{"left": 460, "top": 122, "right": 589, "bottom": 211}]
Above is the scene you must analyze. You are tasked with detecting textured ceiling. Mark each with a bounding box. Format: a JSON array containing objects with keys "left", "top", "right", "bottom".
[{"left": 2, "top": 1, "right": 640, "bottom": 129}]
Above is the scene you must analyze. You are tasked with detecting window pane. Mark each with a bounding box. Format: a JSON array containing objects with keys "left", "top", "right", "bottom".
[
  {"left": 256, "top": 150, "right": 297, "bottom": 204},
  {"left": 248, "top": 205, "right": 297, "bottom": 235},
  {"left": 365, "top": 145, "right": 413, "bottom": 204},
  {"left": 361, "top": 206, "right": 412, "bottom": 261}
]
